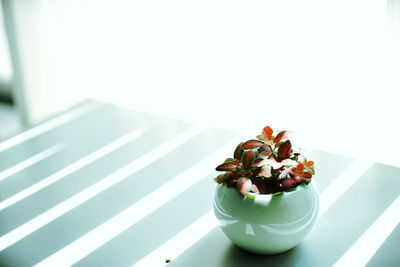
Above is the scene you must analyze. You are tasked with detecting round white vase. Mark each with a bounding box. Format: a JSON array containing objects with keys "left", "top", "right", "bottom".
[{"left": 213, "top": 181, "right": 319, "bottom": 255}]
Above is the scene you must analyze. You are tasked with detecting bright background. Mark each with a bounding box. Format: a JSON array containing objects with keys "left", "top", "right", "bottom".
[{"left": 1, "top": 0, "right": 400, "bottom": 165}]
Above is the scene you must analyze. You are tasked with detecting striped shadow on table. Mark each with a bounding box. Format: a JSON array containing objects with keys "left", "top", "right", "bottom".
[
  {"left": 0, "top": 105, "right": 155, "bottom": 204},
  {"left": 0, "top": 114, "right": 236, "bottom": 266},
  {"left": 1, "top": 103, "right": 398, "bottom": 267},
  {"left": 0, "top": 102, "right": 105, "bottom": 169}
]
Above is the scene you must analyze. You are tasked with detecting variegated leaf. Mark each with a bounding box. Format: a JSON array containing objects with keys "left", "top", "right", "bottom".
[
  {"left": 237, "top": 177, "right": 252, "bottom": 196},
  {"left": 234, "top": 142, "right": 244, "bottom": 160},
  {"left": 262, "top": 126, "right": 273, "bottom": 139},
  {"left": 242, "top": 140, "right": 265, "bottom": 150},
  {"left": 258, "top": 165, "right": 272, "bottom": 177},
  {"left": 213, "top": 174, "right": 225, "bottom": 184},
  {"left": 274, "top": 130, "right": 292, "bottom": 143},
  {"left": 224, "top": 158, "right": 234, "bottom": 163},
  {"left": 274, "top": 130, "right": 286, "bottom": 143},
  {"left": 241, "top": 150, "right": 256, "bottom": 170},
  {"left": 277, "top": 140, "right": 292, "bottom": 160},
  {"left": 216, "top": 162, "right": 238, "bottom": 171},
  {"left": 251, "top": 158, "right": 264, "bottom": 167},
  {"left": 256, "top": 134, "right": 266, "bottom": 141}
]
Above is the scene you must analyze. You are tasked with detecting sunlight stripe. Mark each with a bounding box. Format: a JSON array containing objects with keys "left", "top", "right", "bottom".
[
  {"left": 0, "top": 127, "right": 147, "bottom": 212},
  {"left": 319, "top": 160, "right": 373, "bottom": 216},
  {"left": 0, "top": 144, "right": 64, "bottom": 182},
  {"left": 0, "top": 126, "right": 203, "bottom": 252},
  {"left": 334, "top": 196, "right": 400, "bottom": 267},
  {"left": 134, "top": 211, "right": 217, "bottom": 267},
  {"left": 35, "top": 137, "right": 240, "bottom": 267},
  {"left": 0, "top": 103, "right": 98, "bottom": 153}
]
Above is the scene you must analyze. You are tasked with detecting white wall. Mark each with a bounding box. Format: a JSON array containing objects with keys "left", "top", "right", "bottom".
[
  {"left": 9, "top": 0, "right": 400, "bottom": 165},
  {"left": 0, "top": 0, "right": 13, "bottom": 85}
]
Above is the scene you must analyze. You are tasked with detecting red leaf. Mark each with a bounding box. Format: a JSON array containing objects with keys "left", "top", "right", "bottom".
[
  {"left": 282, "top": 178, "right": 296, "bottom": 189},
  {"left": 297, "top": 163, "right": 304, "bottom": 172},
  {"left": 306, "top": 161, "right": 314, "bottom": 167},
  {"left": 278, "top": 140, "right": 292, "bottom": 160},
  {"left": 231, "top": 171, "right": 239, "bottom": 179},
  {"left": 242, "top": 140, "right": 265, "bottom": 150},
  {"left": 303, "top": 172, "right": 312, "bottom": 178},
  {"left": 251, "top": 158, "right": 264, "bottom": 167},
  {"left": 274, "top": 131, "right": 288, "bottom": 143},
  {"left": 234, "top": 143, "right": 244, "bottom": 160},
  {"left": 226, "top": 177, "right": 235, "bottom": 187},
  {"left": 262, "top": 126, "right": 273, "bottom": 139},
  {"left": 216, "top": 162, "right": 238, "bottom": 171},
  {"left": 241, "top": 150, "right": 255, "bottom": 170}
]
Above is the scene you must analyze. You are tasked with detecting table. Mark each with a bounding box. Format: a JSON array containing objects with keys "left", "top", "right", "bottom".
[{"left": 0, "top": 101, "right": 399, "bottom": 267}]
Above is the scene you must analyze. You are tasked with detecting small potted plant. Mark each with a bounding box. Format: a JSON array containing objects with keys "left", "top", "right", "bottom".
[{"left": 213, "top": 126, "right": 319, "bottom": 254}]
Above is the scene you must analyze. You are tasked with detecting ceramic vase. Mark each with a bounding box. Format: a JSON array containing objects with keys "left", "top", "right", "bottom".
[{"left": 213, "top": 181, "right": 319, "bottom": 254}]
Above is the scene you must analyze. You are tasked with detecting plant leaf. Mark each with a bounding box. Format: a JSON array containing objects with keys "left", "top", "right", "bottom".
[
  {"left": 295, "top": 175, "right": 302, "bottom": 182},
  {"left": 256, "top": 134, "right": 266, "bottom": 141},
  {"left": 213, "top": 174, "right": 225, "bottom": 184},
  {"left": 297, "top": 163, "right": 304, "bottom": 172},
  {"left": 242, "top": 140, "right": 265, "bottom": 150},
  {"left": 234, "top": 142, "right": 244, "bottom": 160},
  {"left": 215, "top": 162, "right": 238, "bottom": 171},
  {"left": 307, "top": 166, "right": 315, "bottom": 175},
  {"left": 251, "top": 184, "right": 260, "bottom": 193},
  {"left": 277, "top": 140, "right": 292, "bottom": 160},
  {"left": 279, "top": 168, "right": 291, "bottom": 179},
  {"left": 275, "top": 130, "right": 293, "bottom": 143},
  {"left": 237, "top": 177, "right": 252, "bottom": 196},
  {"left": 251, "top": 158, "right": 264, "bottom": 167},
  {"left": 280, "top": 159, "right": 297, "bottom": 166},
  {"left": 258, "top": 165, "right": 272, "bottom": 177},
  {"left": 262, "top": 126, "right": 273, "bottom": 139},
  {"left": 226, "top": 177, "right": 235, "bottom": 187},
  {"left": 274, "top": 130, "right": 286, "bottom": 143},
  {"left": 224, "top": 158, "right": 234, "bottom": 163},
  {"left": 282, "top": 178, "right": 296, "bottom": 189},
  {"left": 241, "top": 150, "right": 256, "bottom": 170}
]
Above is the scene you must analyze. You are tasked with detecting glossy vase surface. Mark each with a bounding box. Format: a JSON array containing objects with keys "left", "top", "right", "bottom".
[{"left": 213, "top": 181, "right": 319, "bottom": 254}]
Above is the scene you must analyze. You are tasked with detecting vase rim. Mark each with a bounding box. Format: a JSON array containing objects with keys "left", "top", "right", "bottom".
[{"left": 244, "top": 181, "right": 314, "bottom": 199}]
